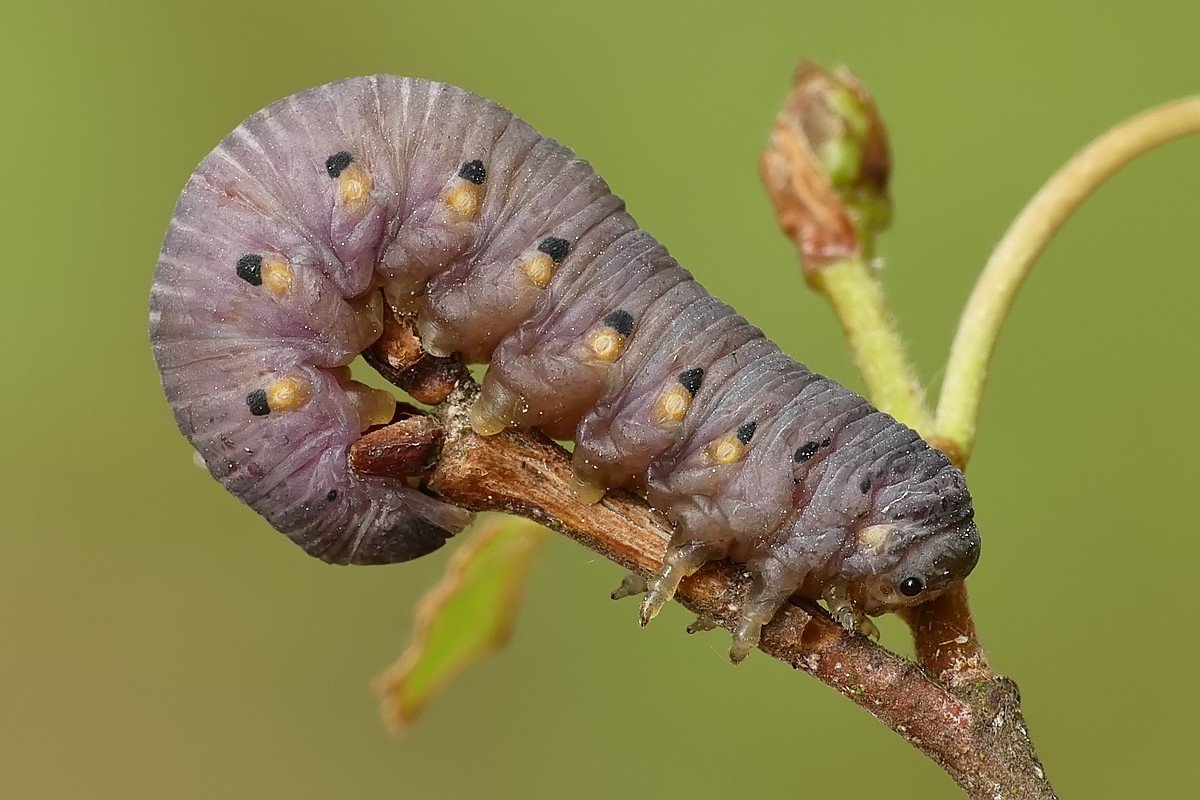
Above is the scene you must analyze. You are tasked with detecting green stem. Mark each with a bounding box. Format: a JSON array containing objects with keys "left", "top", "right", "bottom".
[
  {"left": 810, "top": 258, "right": 933, "bottom": 434},
  {"left": 936, "top": 97, "right": 1200, "bottom": 466}
]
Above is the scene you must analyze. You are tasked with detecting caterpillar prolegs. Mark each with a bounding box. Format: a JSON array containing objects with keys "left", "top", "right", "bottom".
[{"left": 149, "top": 76, "right": 980, "bottom": 659}]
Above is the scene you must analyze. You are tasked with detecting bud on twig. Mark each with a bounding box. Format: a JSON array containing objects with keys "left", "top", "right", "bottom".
[
  {"left": 761, "top": 62, "right": 892, "bottom": 275},
  {"left": 349, "top": 415, "right": 444, "bottom": 479}
]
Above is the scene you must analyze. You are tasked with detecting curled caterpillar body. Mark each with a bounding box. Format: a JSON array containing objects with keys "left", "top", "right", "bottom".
[{"left": 150, "top": 76, "right": 979, "bottom": 654}]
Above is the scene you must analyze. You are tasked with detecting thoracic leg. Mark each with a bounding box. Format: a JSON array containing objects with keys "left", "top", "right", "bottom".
[
  {"left": 728, "top": 558, "right": 806, "bottom": 663},
  {"left": 610, "top": 573, "right": 648, "bottom": 600},
  {"left": 823, "top": 583, "right": 881, "bottom": 639},
  {"left": 638, "top": 540, "right": 728, "bottom": 626}
]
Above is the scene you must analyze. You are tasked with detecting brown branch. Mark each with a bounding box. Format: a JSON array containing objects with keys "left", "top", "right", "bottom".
[{"left": 350, "top": 389, "right": 1055, "bottom": 799}]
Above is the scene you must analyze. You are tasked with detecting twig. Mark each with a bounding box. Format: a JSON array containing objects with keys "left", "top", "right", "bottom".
[
  {"left": 415, "top": 415, "right": 1053, "bottom": 800},
  {"left": 808, "top": 258, "right": 934, "bottom": 434},
  {"left": 936, "top": 97, "right": 1200, "bottom": 465}
]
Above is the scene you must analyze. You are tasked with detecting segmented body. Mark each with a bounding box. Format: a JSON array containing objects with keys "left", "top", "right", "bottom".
[{"left": 150, "top": 76, "right": 979, "bottom": 652}]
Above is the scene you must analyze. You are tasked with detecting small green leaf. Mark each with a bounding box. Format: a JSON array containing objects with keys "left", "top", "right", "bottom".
[{"left": 376, "top": 516, "right": 548, "bottom": 729}]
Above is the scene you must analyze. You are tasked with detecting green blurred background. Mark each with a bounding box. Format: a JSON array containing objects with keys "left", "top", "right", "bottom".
[{"left": 3, "top": 1, "right": 1197, "bottom": 797}]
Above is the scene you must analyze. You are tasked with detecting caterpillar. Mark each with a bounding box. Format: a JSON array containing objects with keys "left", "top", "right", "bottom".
[{"left": 149, "top": 75, "right": 980, "bottom": 660}]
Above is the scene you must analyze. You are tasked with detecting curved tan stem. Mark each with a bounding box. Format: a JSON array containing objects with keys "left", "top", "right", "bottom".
[{"left": 936, "top": 97, "right": 1200, "bottom": 465}]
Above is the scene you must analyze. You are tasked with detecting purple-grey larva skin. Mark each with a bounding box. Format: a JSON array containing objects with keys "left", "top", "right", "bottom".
[{"left": 150, "top": 76, "right": 979, "bottom": 629}]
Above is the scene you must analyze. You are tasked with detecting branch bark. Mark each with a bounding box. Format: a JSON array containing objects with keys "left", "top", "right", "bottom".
[{"left": 394, "top": 401, "right": 1055, "bottom": 799}]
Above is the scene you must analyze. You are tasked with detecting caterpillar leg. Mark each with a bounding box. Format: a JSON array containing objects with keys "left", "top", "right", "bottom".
[
  {"left": 824, "top": 584, "right": 881, "bottom": 639},
  {"left": 469, "top": 374, "right": 522, "bottom": 435},
  {"left": 638, "top": 540, "right": 728, "bottom": 626},
  {"left": 728, "top": 560, "right": 806, "bottom": 663},
  {"left": 568, "top": 472, "right": 607, "bottom": 505},
  {"left": 610, "top": 573, "right": 648, "bottom": 600}
]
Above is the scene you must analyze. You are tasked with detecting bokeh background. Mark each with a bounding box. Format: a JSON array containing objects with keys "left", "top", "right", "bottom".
[{"left": 3, "top": 1, "right": 1197, "bottom": 797}]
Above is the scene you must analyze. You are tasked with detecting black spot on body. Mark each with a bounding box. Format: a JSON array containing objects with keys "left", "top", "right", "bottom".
[
  {"left": 246, "top": 389, "right": 270, "bottom": 416},
  {"left": 458, "top": 159, "right": 486, "bottom": 185},
  {"left": 603, "top": 310, "right": 635, "bottom": 337},
  {"left": 736, "top": 421, "right": 757, "bottom": 444},
  {"left": 326, "top": 489, "right": 338, "bottom": 502},
  {"left": 325, "top": 151, "right": 353, "bottom": 178},
  {"left": 859, "top": 475, "right": 872, "bottom": 494},
  {"left": 678, "top": 367, "right": 704, "bottom": 396},
  {"left": 794, "top": 441, "right": 819, "bottom": 462},
  {"left": 537, "top": 236, "right": 570, "bottom": 263},
  {"left": 236, "top": 254, "right": 263, "bottom": 286},
  {"left": 821, "top": 437, "right": 832, "bottom": 448}
]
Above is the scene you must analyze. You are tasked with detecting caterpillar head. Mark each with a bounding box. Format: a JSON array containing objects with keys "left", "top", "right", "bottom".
[
  {"left": 844, "top": 458, "right": 981, "bottom": 616},
  {"left": 848, "top": 515, "right": 981, "bottom": 615}
]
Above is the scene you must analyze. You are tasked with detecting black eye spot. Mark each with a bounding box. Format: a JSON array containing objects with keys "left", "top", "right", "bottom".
[
  {"left": 325, "top": 151, "right": 353, "bottom": 178},
  {"left": 246, "top": 389, "right": 270, "bottom": 417},
  {"left": 537, "top": 236, "right": 571, "bottom": 263},
  {"left": 677, "top": 367, "right": 704, "bottom": 396},
  {"left": 325, "top": 489, "right": 338, "bottom": 502},
  {"left": 236, "top": 254, "right": 263, "bottom": 286},
  {"left": 457, "top": 159, "right": 486, "bottom": 185},
  {"left": 794, "top": 441, "right": 819, "bottom": 463},
  {"left": 602, "top": 309, "right": 635, "bottom": 337},
  {"left": 735, "top": 421, "right": 757, "bottom": 444},
  {"left": 898, "top": 577, "right": 925, "bottom": 597}
]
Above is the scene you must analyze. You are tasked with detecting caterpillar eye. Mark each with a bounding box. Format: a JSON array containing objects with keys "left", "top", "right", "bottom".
[{"left": 898, "top": 576, "right": 925, "bottom": 597}]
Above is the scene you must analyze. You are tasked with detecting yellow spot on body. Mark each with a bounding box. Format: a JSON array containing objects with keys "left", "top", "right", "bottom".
[
  {"left": 587, "top": 329, "right": 627, "bottom": 363},
  {"left": 522, "top": 252, "right": 558, "bottom": 288},
  {"left": 261, "top": 257, "right": 293, "bottom": 298},
  {"left": 856, "top": 524, "right": 891, "bottom": 554},
  {"left": 337, "top": 163, "right": 374, "bottom": 211},
  {"left": 443, "top": 182, "right": 484, "bottom": 220},
  {"left": 265, "top": 375, "right": 312, "bottom": 413},
  {"left": 706, "top": 434, "right": 747, "bottom": 465},
  {"left": 650, "top": 385, "right": 692, "bottom": 427}
]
